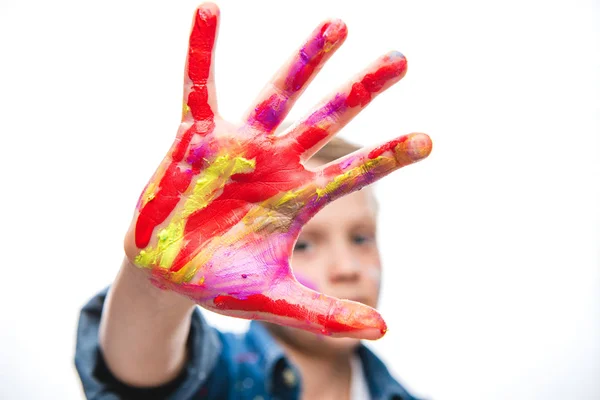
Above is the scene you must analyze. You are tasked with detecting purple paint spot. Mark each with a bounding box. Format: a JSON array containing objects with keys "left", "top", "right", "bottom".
[
  {"left": 305, "top": 93, "right": 346, "bottom": 126},
  {"left": 299, "top": 48, "right": 310, "bottom": 62},
  {"left": 285, "top": 33, "right": 326, "bottom": 92},
  {"left": 186, "top": 142, "right": 210, "bottom": 168},
  {"left": 340, "top": 157, "right": 354, "bottom": 170},
  {"left": 304, "top": 35, "right": 325, "bottom": 59},
  {"left": 252, "top": 93, "right": 288, "bottom": 131},
  {"left": 295, "top": 272, "right": 319, "bottom": 291}
]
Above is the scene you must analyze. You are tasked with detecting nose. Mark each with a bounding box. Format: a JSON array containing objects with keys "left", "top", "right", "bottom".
[{"left": 328, "top": 241, "right": 361, "bottom": 282}]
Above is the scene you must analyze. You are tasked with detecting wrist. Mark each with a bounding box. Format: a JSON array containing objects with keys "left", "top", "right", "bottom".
[{"left": 119, "top": 257, "right": 196, "bottom": 312}]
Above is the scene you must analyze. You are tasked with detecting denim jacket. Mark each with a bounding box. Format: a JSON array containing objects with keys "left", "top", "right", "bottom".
[{"left": 75, "top": 289, "right": 420, "bottom": 400}]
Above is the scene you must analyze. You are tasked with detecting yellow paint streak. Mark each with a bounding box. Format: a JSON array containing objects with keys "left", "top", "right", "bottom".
[
  {"left": 316, "top": 157, "right": 395, "bottom": 198},
  {"left": 182, "top": 103, "right": 191, "bottom": 119},
  {"left": 315, "top": 172, "right": 348, "bottom": 198},
  {"left": 140, "top": 182, "right": 157, "bottom": 208},
  {"left": 273, "top": 190, "right": 303, "bottom": 208},
  {"left": 135, "top": 220, "right": 185, "bottom": 268},
  {"left": 244, "top": 188, "right": 308, "bottom": 234},
  {"left": 136, "top": 154, "right": 256, "bottom": 281},
  {"left": 171, "top": 250, "right": 212, "bottom": 283},
  {"left": 182, "top": 155, "right": 255, "bottom": 218}
]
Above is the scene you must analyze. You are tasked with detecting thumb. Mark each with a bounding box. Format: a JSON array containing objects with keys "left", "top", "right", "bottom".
[{"left": 211, "top": 275, "right": 387, "bottom": 340}]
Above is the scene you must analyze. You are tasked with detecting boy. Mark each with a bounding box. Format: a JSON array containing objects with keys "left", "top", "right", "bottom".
[{"left": 75, "top": 3, "right": 431, "bottom": 399}]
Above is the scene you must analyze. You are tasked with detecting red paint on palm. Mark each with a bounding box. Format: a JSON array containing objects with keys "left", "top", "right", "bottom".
[
  {"left": 170, "top": 199, "right": 252, "bottom": 272},
  {"left": 135, "top": 203, "right": 177, "bottom": 250},
  {"left": 171, "top": 127, "right": 195, "bottom": 162},
  {"left": 220, "top": 142, "right": 312, "bottom": 201},
  {"left": 135, "top": 162, "right": 195, "bottom": 248}
]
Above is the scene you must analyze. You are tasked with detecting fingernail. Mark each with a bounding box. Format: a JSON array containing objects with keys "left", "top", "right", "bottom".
[
  {"left": 387, "top": 50, "right": 406, "bottom": 60},
  {"left": 397, "top": 133, "right": 432, "bottom": 161},
  {"left": 322, "top": 19, "right": 348, "bottom": 48},
  {"left": 197, "top": 2, "right": 220, "bottom": 18}
]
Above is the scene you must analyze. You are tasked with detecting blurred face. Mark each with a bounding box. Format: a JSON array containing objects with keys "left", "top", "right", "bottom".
[{"left": 266, "top": 158, "right": 382, "bottom": 355}]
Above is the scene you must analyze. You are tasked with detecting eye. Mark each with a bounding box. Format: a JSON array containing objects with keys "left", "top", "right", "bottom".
[
  {"left": 351, "top": 233, "right": 373, "bottom": 245},
  {"left": 293, "top": 239, "right": 312, "bottom": 253}
]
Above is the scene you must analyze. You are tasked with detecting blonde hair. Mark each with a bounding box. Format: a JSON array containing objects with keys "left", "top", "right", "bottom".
[{"left": 311, "top": 136, "right": 361, "bottom": 163}]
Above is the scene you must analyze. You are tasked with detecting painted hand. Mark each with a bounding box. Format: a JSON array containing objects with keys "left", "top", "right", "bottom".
[{"left": 124, "top": 3, "right": 432, "bottom": 339}]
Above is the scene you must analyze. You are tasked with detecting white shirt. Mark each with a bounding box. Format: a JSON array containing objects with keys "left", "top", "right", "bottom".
[{"left": 350, "top": 354, "right": 371, "bottom": 400}]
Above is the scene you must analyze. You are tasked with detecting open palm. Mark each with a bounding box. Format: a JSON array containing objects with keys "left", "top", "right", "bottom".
[{"left": 124, "top": 3, "right": 431, "bottom": 340}]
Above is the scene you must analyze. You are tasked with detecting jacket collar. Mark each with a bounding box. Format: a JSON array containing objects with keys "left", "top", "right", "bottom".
[
  {"left": 357, "top": 344, "right": 417, "bottom": 400},
  {"left": 247, "top": 321, "right": 295, "bottom": 393},
  {"left": 247, "top": 321, "right": 416, "bottom": 400}
]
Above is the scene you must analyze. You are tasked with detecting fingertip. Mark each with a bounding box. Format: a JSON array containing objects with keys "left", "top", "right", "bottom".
[
  {"left": 196, "top": 2, "right": 220, "bottom": 20},
  {"left": 362, "top": 325, "right": 387, "bottom": 340},
  {"left": 400, "top": 132, "right": 432, "bottom": 161},
  {"left": 364, "top": 312, "right": 387, "bottom": 340},
  {"left": 190, "top": 3, "right": 220, "bottom": 39},
  {"left": 388, "top": 50, "right": 406, "bottom": 60},
  {"left": 329, "top": 319, "right": 387, "bottom": 340},
  {"left": 323, "top": 18, "right": 348, "bottom": 44},
  {"left": 386, "top": 50, "right": 408, "bottom": 79},
  {"left": 324, "top": 300, "right": 388, "bottom": 339}
]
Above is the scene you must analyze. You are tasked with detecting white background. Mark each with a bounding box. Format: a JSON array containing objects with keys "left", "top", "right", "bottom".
[{"left": 1, "top": 0, "right": 598, "bottom": 399}]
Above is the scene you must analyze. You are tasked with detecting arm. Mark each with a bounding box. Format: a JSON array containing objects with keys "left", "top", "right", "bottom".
[{"left": 98, "top": 258, "right": 195, "bottom": 387}]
